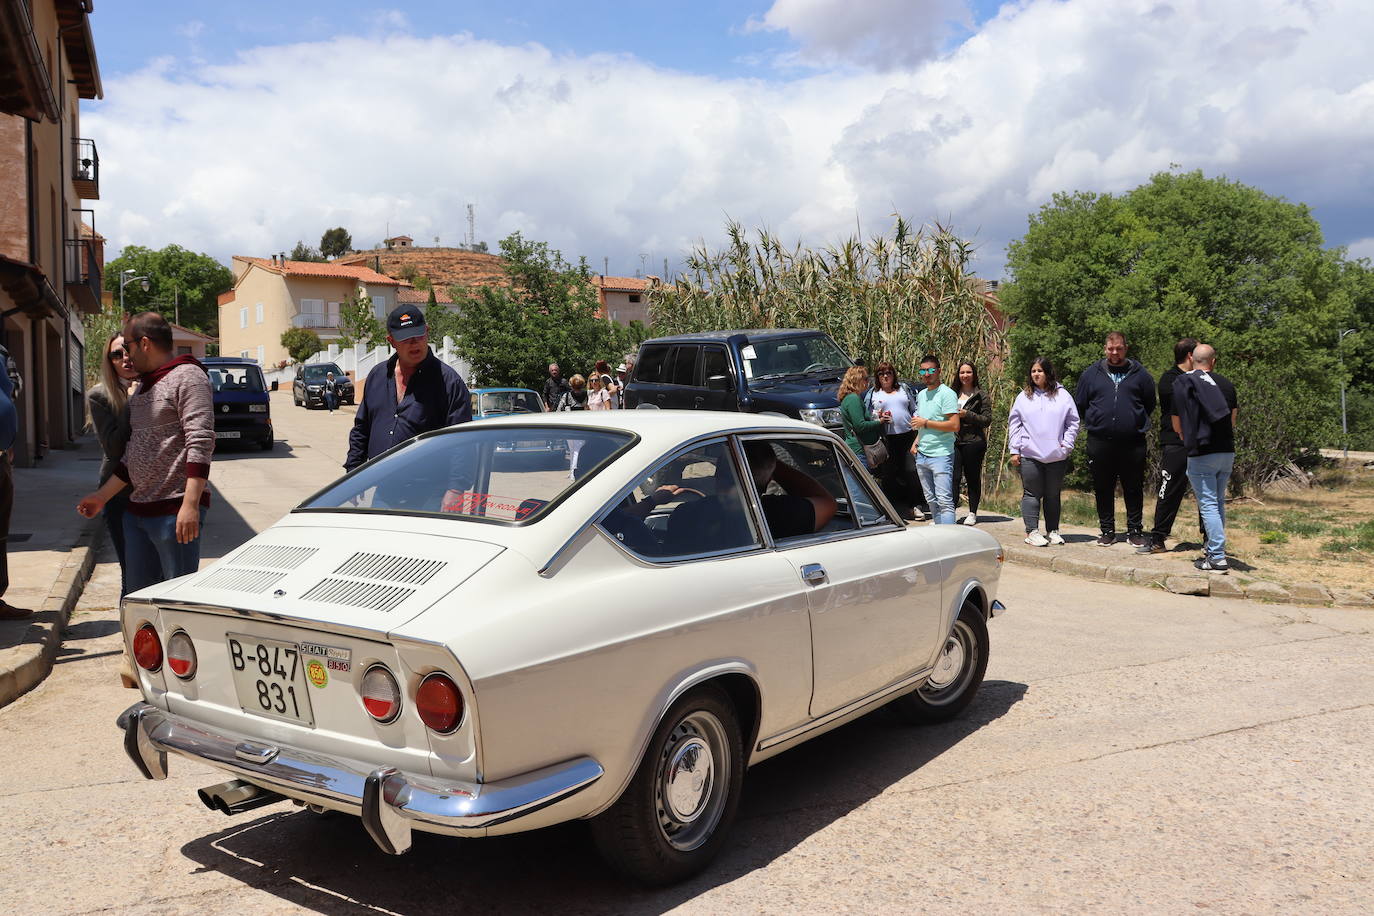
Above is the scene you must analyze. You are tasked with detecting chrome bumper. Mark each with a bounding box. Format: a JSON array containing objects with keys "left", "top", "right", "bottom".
[
  {"left": 117, "top": 702, "right": 603, "bottom": 854},
  {"left": 991, "top": 599, "right": 1007, "bottom": 618}
]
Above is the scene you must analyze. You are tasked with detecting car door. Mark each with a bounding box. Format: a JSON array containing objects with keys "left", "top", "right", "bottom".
[
  {"left": 740, "top": 435, "right": 944, "bottom": 717},
  {"left": 697, "top": 345, "right": 737, "bottom": 411},
  {"left": 625, "top": 343, "right": 671, "bottom": 409}
]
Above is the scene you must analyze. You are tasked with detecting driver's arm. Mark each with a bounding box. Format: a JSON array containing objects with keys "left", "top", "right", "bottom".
[{"left": 771, "top": 461, "right": 838, "bottom": 530}]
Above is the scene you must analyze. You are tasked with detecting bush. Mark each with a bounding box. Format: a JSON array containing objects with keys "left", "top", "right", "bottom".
[
  {"left": 280, "top": 327, "right": 323, "bottom": 363},
  {"left": 1258, "top": 531, "right": 1288, "bottom": 545}
]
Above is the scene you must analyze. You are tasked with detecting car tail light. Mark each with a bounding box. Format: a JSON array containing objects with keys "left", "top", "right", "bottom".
[
  {"left": 416, "top": 673, "right": 464, "bottom": 733},
  {"left": 132, "top": 624, "right": 163, "bottom": 671},
  {"left": 166, "top": 631, "right": 197, "bottom": 679},
  {"left": 360, "top": 665, "right": 401, "bottom": 723}
]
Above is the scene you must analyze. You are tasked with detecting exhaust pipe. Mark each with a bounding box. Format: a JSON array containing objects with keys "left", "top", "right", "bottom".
[{"left": 197, "top": 779, "right": 286, "bottom": 815}]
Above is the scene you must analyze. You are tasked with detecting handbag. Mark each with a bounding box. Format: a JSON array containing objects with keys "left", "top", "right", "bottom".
[{"left": 843, "top": 408, "right": 889, "bottom": 470}]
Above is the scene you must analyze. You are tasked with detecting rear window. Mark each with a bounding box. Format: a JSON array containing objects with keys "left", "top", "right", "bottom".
[
  {"left": 634, "top": 345, "right": 671, "bottom": 383},
  {"left": 298, "top": 426, "right": 635, "bottom": 525},
  {"left": 209, "top": 365, "right": 266, "bottom": 393}
]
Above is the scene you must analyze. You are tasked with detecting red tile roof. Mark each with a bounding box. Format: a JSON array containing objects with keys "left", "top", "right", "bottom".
[
  {"left": 217, "top": 290, "right": 236, "bottom": 306},
  {"left": 396, "top": 287, "right": 454, "bottom": 305},
  {"left": 235, "top": 256, "right": 402, "bottom": 286},
  {"left": 592, "top": 275, "right": 654, "bottom": 292},
  {"left": 170, "top": 321, "right": 215, "bottom": 341}
]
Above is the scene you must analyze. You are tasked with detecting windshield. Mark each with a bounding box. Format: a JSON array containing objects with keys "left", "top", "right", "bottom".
[
  {"left": 742, "top": 335, "right": 851, "bottom": 381},
  {"left": 302, "top": 364, "right": 345, "bottom": 382},
  {"left": 299, "top": 426, "right": 635, "bottom": 524},
  {"left": 209, "top": 366, "right": 266, "bottom": 393},
  {"left": 477, "top": 390, "right": 543, "bottom": 414}
]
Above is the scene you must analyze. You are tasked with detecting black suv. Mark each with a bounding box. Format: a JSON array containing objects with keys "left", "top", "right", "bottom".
[
  {"left": 293, "top": 362, "right": 354, "bottom": 409},
  {"left": 622, "top": 329, "right": 853, "bottom": 431}
]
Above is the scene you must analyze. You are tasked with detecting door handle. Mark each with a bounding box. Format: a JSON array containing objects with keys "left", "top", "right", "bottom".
[{"left": 801, "top": 563, "right": 827, "bottom": 586}]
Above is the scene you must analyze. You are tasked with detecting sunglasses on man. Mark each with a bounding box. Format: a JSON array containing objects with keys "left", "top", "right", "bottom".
[{"left": 917, "top": 367, "right": 938, "bottom": 377}]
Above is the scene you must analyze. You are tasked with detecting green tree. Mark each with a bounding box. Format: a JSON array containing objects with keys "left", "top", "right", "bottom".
[
  {"left": 453, "top": 232, "right": 624, "bottom": 388},
  {"left": 338, "top": 292, "right": 383, "bottom": 348},
  {"left": 290, "top": 240, "right": 326, "bottom": 262},
  {"left": 1001, "top": 169, "right": 1356, "bottom": 489},
  {"left": 320, "top": 226, "right": 352, "bottom": 259},
  {"left": 280, "top": 327, "right": 323, "bottom": 363},
  {"left": 103, "top": 244, "right": 234, "bottom": 335}
]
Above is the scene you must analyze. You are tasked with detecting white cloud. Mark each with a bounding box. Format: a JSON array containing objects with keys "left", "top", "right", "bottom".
[
  {"left": 1347, "top": 238, "right": 1374, "bottom": 262},
  {"left": 84, "top": 0, "right": 1374, "bottom": 284},
  {"left": 747, "top": 0, "right": 973, "bottom": 71}
]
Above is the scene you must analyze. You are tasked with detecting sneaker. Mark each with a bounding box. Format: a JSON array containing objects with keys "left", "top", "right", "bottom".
[
  {"left": 1024, "top": 531, "right": 1049, "bottom": 547},
  {"left": 1095, "top": 533, "right": 1116, "bottom": 547},
  {"left": 1194, "top": 557, "right": 1229, "bottom": 574},
  {"left": 0, "top": 601, "right": 33, "bottom": 620},
  {"left": 1047, "top": 530, "right": 1064, "bottom": 545},
  {"left": 1126, "top": 532, "right": 1148, "bottom": 548},
  {"left": 962, "top": 513, "right": 977, "bottom": 526}
]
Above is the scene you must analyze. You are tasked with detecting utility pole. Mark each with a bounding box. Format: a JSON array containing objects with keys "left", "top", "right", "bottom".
[
  {"left": 466, "top": 204, "right": 475, "bottom": 249},
  {"left": 638, "top": 253, "right": 647, "bottom": 278},
  {"left": 1340, "top": 328, "right": 1356, "bottom": 462},
  {"left": 603, "top": 256, "right": 609, "bottom": 278}
]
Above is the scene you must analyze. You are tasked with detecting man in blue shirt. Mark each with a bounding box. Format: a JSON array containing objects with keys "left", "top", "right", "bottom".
[
  {"left": 0, "top": 343, "right": 27, "bottom": 618},
  {"left": 346, "top": 305, "right": 472, "bottom": 471}
]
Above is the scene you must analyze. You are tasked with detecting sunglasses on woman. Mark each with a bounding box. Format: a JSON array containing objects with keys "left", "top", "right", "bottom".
[{"left": 108, "top": 348, "right": 127, "bottom": 360}]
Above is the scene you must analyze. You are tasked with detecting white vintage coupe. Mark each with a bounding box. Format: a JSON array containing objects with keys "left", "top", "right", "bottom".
[{"left": 117, "top": 411, "right": 1006, "bottom": 884}]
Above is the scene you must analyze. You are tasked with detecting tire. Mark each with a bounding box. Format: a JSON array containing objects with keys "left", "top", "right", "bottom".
[
  {"left": 590, "top": 685, "right": 744, "bottom": 885},
  {"left": 293, "top": 390, "right": 302, "bottom": 407},
  {"left": 890, "top": 599, "right": 989, "bottom": 724},
  {"left": 260, "top": 432, "right": 274, "bottom": 451}
]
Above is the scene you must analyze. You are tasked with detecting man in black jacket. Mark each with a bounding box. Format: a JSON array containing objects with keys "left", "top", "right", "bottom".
[
  {"left": 1074, "top": 331, "right": 1156, "bottom": 547},
  {"left": 1172, "top": 344, "right": 1238, "bottom": 573},
  {"left": 542, "top": 363, "right": 569, "bottom": 411},
  {"left": 1140, "top": 337, "right": 1197, "bottom": 554}
]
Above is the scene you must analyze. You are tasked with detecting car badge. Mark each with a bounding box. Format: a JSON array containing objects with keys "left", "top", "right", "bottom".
[
  {"left": 301, "top": 641, "right": 352, "bottom": 673},
  {"left": 273, "top": 589, "right": 286, "bottom": 597},
  {"left": 221, "top": 404, "right": 229, "bottom": 413}
]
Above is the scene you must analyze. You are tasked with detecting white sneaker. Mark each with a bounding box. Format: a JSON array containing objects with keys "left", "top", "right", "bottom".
[
  {"left": 962, "top": 513, "right": 977, "bottom": 526},
  {"left": 1047, "top": 530, "right": 1065, "bottom": 545},
  {"left": 1024, "top": 531, "right": 1049, "bottom": 547}
]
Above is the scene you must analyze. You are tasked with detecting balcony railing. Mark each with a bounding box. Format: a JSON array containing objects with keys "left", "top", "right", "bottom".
[
  {"left": 292, "top": 313, "right": 339, "bottom": 330},
  {"left": 65, "top": 238, "right": 102, "bottom": 314},
  {"left": 72, "top": 138, "right": 99, "bottom": 199}
]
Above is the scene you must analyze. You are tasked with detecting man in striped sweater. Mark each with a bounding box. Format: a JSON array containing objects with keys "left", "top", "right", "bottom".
[{"left": 78, "top": 313, "right": 214, "bottom": 592}]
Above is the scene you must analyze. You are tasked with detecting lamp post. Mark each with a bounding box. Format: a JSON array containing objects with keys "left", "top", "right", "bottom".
[
  {"left": 119, "top": 268, "right": 149, "bottom": 315},
  {"left": 1339, "top": 328, "right": 1356, "bottom": 463}
]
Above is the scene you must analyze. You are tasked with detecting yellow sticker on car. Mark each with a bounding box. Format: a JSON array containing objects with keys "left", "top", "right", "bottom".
[{"left": 306, "top": 659, "right": 328, "bottom": 688}]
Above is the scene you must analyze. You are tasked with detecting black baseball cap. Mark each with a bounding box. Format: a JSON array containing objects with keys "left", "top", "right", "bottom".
[{"left": 387, "top": 304, "right": 427, "bottom": 341}]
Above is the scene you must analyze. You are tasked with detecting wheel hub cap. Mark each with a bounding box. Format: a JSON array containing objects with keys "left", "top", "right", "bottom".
[
  {"left": 664, "top": 737, "right": 713, "bottom": 822},
  {"left": 927, "top": 635, "right": 966, "bottom": 689}
]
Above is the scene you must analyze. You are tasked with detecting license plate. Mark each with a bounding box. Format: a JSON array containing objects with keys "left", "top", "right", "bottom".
[
  {"left": 215, "top": 431, "right": 241, "bottom": 439},
  {"left": 227, "top": 634, "right": 315, "bottom": 726}
]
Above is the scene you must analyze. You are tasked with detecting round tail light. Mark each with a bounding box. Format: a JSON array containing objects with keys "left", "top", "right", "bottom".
[
  {"left": 132, "top": 624, "right": 163, "bottom": 671},
  {"left": 166, "top": 631, "right": 197, "bottom": 679},
  {"left": 360, "top": 665, "right": 402, "bottom": 723},
  {"left": 416, "top": 673, "right": 464, "bottom": 733}
]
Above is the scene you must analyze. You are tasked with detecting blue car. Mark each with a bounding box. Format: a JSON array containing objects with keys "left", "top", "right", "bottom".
[
  {"left": 202, "top": 357, "right": 273, "bottom": 450},
  {"left": 470, "top": 387, "right": 561, "bottom": 454}
]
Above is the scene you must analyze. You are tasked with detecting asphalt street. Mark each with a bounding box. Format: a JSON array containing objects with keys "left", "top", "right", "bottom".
[{"left": 1, "top": 391, "right": 1370, "bottom": 914}]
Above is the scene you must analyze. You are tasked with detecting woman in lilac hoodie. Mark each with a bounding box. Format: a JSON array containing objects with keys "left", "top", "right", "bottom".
[{"left": 1007, "top": 356, "right": 1080, "bottom": 546}]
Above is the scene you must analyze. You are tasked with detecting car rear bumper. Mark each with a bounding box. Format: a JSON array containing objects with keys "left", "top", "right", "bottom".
[{"left": 117, "top": 701, "right": 604, "bottom": 853}]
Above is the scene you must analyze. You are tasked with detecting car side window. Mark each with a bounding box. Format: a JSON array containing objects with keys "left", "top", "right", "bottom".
[
  {"left": 668, "top": 345, "right": 700, "bottom": 387},
  {"left": 839, "top": 460, "right": 888, "bottom": 526},
  {"left": 636, "top": 346, "right": 670, "bottom": 383},
  {"left": 702, "top": 347, "right": 729, "bottom": 385},
  {"left": 746, "top": 438, "right": 858, "bottom": 539},
  {"left": 597, "top": 438, "right": 762, "bottom": 561}
]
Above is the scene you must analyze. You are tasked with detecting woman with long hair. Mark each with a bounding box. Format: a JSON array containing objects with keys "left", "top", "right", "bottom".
[
  {"left": 866, "top": 361, "right": 927, "bottom": 519},
  {"left": 1007, "top": 356, "right": 1080, "bottom": 547},
  {"left": 587, "top": 372, "right": 613, "bottom": 410},
  {"left": 951, "top": 360, "right": 992, "bottom": 525},
  {"left": 87, "top": 332, "right": 139, "bottom": 594},
  {"left": 594, "top": 359, "right": 618, "bottom": 408},
  {"left": 837, "top": 366, "right": 884, "bottom": 467}
]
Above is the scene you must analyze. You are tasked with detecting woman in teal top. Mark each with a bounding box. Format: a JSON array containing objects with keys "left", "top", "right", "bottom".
[{"left": 837, "top": 366, "right": 884, "bottom": 464}]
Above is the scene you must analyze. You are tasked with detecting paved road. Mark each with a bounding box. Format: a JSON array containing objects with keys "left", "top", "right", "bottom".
[{"left": 2, "top": 393, "right": 1371, "bottom": 914}]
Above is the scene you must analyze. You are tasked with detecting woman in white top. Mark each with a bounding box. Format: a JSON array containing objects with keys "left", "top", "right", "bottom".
[
  {"left": 1007, "top": 356, "right": 1080, "bottom": 546},
  {"left": 587, "top": 373, "right": 613, "bottom": 410},
  {"left": 867, "top": 361, "right": 927, "bottom": 520}
]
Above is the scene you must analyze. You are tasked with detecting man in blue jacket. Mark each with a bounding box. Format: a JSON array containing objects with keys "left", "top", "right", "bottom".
[
  {"left": 1074, "top": 331, "right": 1156, "bottom": 547},
  {"left": 346, "top": 304, "right": 472, "bottom": 471}
]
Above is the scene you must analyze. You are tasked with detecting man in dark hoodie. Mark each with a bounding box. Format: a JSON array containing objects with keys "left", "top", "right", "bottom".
[
  {"left": 1140, "top": 337, "right": 1197, "bottom": 554},
  {"left": 1172, "top": 343, "right": 1238, "bottom": 574},
  {"left": 1074, "top": 331, "right": 1156, "bottom": 547}
]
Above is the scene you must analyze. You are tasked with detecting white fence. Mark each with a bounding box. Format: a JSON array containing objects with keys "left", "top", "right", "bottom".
[{"left": 264, "top": 336, "right": 474, "bottom": 389}]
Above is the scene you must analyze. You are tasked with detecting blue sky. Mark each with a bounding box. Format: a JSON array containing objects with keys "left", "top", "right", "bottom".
[{"left": 83, "top": 1, "right": 1374, "bottom": 280}]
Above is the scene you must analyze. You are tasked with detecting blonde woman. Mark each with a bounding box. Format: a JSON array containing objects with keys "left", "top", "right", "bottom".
[
  {"left": 88, "top": 332, "right": 139, "bottom": 596},
  {"left": 587, "top": 373, "right": 613, "bottom": 410},
  {"left": 837, "top": 366, "right": 885, "bottom": 467}
]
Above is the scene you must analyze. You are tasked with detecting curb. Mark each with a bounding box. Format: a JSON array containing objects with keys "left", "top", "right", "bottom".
[
  {"left": 0, "top": 518, "right": 104, "bottom": 709},
  {"left": 997, "top": 542, "right": 1374, "bottom": 607}
]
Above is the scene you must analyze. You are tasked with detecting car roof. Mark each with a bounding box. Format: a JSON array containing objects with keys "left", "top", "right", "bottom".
[
  {"left": 640, "top": 329, "right": 828, "bottom": 345},
  {"left": 203, "top": 357, "right": 260, "bottom": 365},
  {"left": 472, "top": 387, "right": 539, "bottom": 394},
  {"left": 458, "top": 409, "right": 822, "bottom": 450}
]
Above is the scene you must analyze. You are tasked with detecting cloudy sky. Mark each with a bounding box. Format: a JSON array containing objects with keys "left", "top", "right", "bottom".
[{"left": 85, "top": 0, "right": 1374, "bottom": 280}]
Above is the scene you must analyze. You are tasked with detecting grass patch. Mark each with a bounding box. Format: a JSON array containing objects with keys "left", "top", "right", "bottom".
[{"left": 1258, "top": 530, "right": 1288, "bottom": 545}]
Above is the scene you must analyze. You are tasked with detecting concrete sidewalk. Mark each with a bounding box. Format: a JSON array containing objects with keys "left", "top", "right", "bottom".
[
  {"left": 968, "top": 509, "right": 1374, "bottom": 607},
  {"left": 0, "top": 437, "right": 104, "bottom": 708}
]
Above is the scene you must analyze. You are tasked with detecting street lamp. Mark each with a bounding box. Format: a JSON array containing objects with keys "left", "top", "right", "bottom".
[
  {"left": 1339, "top": 328, "right": 1356, "bottom": 463},
  {"left": 119, "top": 268, "right": 149, "bottom": 314}
]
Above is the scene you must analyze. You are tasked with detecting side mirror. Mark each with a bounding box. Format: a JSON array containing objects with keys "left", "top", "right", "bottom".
[
  {"left": 706, "top": 374, "right": 731, "bottom": 392},
  {"left": 270, "top": 380, "right": 279, "bottom": 391}
]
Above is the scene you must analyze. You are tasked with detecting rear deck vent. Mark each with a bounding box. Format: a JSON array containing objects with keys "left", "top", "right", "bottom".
[
  {"left": 199, "top": 568, "right": 287, "bottom": 594},
  {"left": 333, "top": 552, "right": 446, "bottom": 585},
  {"left": 231, "top": 544, "right": 318, "bottom": 570},
  {"left": 300, "top": 578, "right": 414, "bottom": 613}
]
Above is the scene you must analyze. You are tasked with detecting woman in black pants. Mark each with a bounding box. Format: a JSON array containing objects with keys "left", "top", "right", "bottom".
[
  {"left": 866, "top": 362, "right": 928, "bottom": 520},
  {"left": 951, "top": 360, "right": 992, "bottom": 525}
]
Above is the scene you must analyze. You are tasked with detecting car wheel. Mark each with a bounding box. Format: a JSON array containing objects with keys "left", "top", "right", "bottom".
[
  {"left": 590, "top": 685, "right": 744, "bottom": 885},
  {"left": 260, "top": 432, "right": 274, "bottom": 451},
  {"left": 890, "top": 599, "right": 989, "bottom": 724},
  {"left": 294, "top": 391, "right": 302, "bottom": 407}
]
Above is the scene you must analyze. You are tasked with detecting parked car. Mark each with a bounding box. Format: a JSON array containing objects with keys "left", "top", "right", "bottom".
[
  {"left": 470, "top": 386, "right": 563, "bottom": 456},
  {"left": 623, "top": 329, "right": 854, "bottom": 432},
  {"left": 293, "top": 362, "right": 355, "bottom": 409},
  {"left": 116, "top": 411, "right": 1005, "bottom": 884},
  {"left": 202, "top": 357, "right": 274, "bottom": 450}
]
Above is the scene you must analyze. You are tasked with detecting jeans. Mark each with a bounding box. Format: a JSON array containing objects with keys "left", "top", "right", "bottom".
[
  {"left": 1020, "top": 457, "right": 1068, "bottom": 533},
  {"left": 915, "top": 453, "right": 956, "bottom": 525},
  {"left": 952, "top": 439, "right": 987, "bottom": 514},
  {"left": 1186, "top": 452, "right": 1234, "bottom": 563},
  {"left": 1086, "top": 436, "right": 1147, "bottom": 535},
  {"left": 123, "top": 509, "right": 206, "bottom": 594},
  {"left": 104, "top": 497, "right": 130, "bottom": 597}
]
